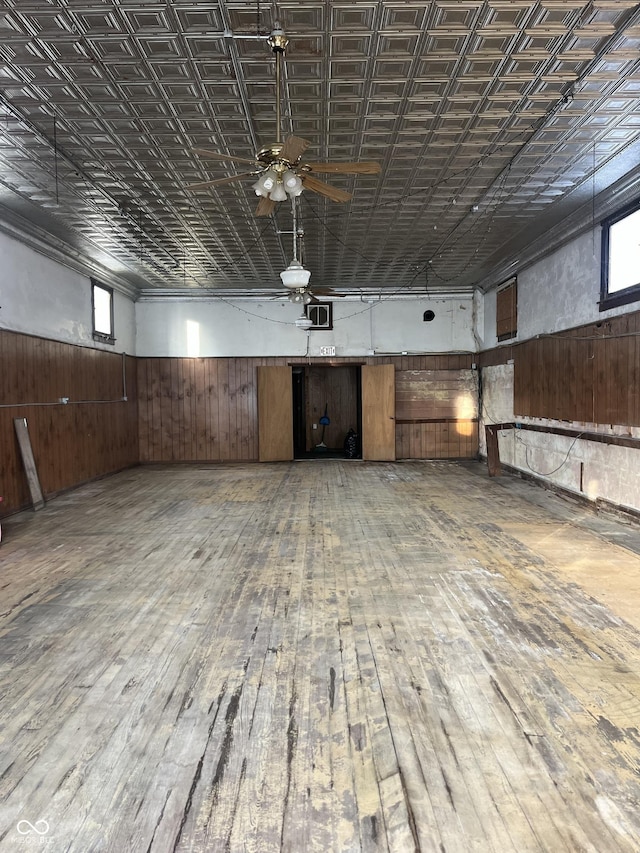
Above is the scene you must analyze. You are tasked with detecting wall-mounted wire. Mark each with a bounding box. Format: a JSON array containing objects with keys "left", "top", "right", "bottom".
[{"left": 515, "top": 430, "right": 583, "bottom": 478}]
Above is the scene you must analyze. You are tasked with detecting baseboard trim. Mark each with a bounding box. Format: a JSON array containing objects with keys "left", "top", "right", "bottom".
[{"left": 479, "top": 454, "right": 640, "bottom": 521}]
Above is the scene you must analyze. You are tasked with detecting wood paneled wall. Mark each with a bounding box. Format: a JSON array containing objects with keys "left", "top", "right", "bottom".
[
  {"left": 1, "top": 345, "right": 477, "bottom": 518},
  {"left": 477, "top": 310, "right": 640, "bottom": 428},
  {"left": 396, "top": 369, "right": 478, "bottom": 420},
  {"left": 137, "top": 356, "right": 273, "bottom": 462},
  {"left": 0, "top": 329, "right": 138, "bottom": 516},
  {"left": 137, "top": 354, "right": 478, "bottom": 463},
  {"left": 496, "top": 279, "right": 517, "bottom": 341},
  {"left": 395, "top": 368, "right": 479, "bottom": 459},
  {"left": 514, "top": 313, "right": 640, "bottom": 426},
  {"left": 395, "top": 421, "right": 479, "bottom": 459}
]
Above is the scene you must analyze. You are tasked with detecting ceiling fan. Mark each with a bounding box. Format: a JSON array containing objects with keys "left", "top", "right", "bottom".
[{"left": 186, "top": 23, "right": 381, "bottom": 216}]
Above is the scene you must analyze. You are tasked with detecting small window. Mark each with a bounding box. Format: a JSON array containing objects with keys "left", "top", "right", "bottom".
[
  {"left": 92, "top": 279, "right": 115, "bottom": 344},
  {"left": 305, "top": 302, "right": 333, "bottom": 330},
  {"left": 496, "top": 277, "right": 517, "bottom": 341},
  {"left": 600, "top": 199, "right": 640, "bottom": 310}
]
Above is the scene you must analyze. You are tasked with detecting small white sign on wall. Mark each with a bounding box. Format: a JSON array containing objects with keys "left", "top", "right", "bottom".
[{"left": 319, "top": 345, "right": 336, "bottom": 356}]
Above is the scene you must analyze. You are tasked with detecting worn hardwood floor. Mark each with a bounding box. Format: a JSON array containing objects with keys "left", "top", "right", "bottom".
[{"left": 1, "top": 461, "right": 640, "bottom": 852}]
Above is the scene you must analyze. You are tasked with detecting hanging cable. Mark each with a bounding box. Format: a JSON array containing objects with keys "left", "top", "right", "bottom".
[
  {"left": 53, "top": 113, "right": 59, "bottom": 205},
  {"left": 122, "top": 352, "right": 128, "bottom": 400},
  {"left": 515, "top": 431, "right": 583, "bottom": 478}
]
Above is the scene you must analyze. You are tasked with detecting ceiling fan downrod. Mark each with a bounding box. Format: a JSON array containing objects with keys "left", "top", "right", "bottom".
[
  {"left": 282, "top": 196, "right": 312, "bottom": 299},
  {"left": 268, "top": 23, "right": 288, "bottom": 147}
]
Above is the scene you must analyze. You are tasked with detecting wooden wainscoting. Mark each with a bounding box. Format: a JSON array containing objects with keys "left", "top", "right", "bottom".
[
  {"left": 136, "top": 357, "right": 286, "bottom": 463},
  {"left": 479, "top": 310, "right": 640, "bottom": 429},
  {"left": 1, "top": 348, "right": 479, "bottom": 512},
  {"left": 395, "top": 367, "right": 479, "bottom": 459},
  {"left": 137, "top": 355, "right": 478, "bottom": 464},
  {"left": 0, "top": 329, "right": 138, "bottom": 515},
  {"left": 514, "top": 312, "right": 640, "bottom": 426}
]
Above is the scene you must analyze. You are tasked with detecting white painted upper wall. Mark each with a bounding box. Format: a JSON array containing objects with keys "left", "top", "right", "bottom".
[
  {"left": 5, "top": 209, "right": 639, "bottom": 358},
  {"left": 0, "top": 231, "right": 135, "bottom": 353},
  {"left": 481, "top": 226, "right": 640, "bottom": 347},
  {"left": 135, "top": 295, "right": 476, "bottom": 357},
  {"left": 0, "top": 226, "right": 475, "bottom": 357}
]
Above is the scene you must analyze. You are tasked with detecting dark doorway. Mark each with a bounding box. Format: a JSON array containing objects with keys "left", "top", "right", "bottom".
[
  {"left": 292, "top": 367, "right": 306, "bottom": 457},
  {"left": 292, "top": 365, "right": 361, "bottom": 459}
]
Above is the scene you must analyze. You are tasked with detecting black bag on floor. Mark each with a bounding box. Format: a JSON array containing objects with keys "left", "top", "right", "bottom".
[{"left": 344, "top": 428, "right": 358, "bottom": 459}]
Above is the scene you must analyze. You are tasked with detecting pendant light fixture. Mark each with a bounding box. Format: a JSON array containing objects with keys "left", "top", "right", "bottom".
[{"left": 294, "top": 313, "right": 313, "bottom": 329}]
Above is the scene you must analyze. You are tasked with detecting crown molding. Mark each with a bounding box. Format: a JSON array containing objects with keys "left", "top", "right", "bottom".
[{"left": 0, "top": 206, "right": 140, "bottom": 300}]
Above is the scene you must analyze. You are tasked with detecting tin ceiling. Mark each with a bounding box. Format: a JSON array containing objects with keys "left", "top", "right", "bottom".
[{"left": 1, "top": 1, "right": 640, "bottom": 298}]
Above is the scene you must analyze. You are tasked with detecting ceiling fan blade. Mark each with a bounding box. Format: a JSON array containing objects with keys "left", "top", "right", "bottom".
[
  {"left": 304, "top": 161, "right": 382, "bottom": 175},
  {"left": 280, "top": 135, "right": 311, "bottom": 163},
  {"left": 193, "top": 148, "right": 258, "bottom": 167},
  {"left": 313, "top": 288, "right": 347, "bottom": 298},
  {"left": 186, "top": 172, "right": 255, "bottom": 191},
  {"left": 301, "top": 174, "right": 352, "bottom": 203},
  {"left": 256, "top": 196, "right": 276, "bottom": 217}
]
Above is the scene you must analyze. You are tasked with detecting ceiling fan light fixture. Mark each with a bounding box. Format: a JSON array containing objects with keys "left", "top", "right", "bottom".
[
  {"left": 283, "top": 170, "right": 303, "bottom": 196},
  {"left": 253, "top": 169, "right": 277, "bottom": 197},
  {"left": 269, "top": 180, "right": 287, "bottom": 202},
  {"left": 283, "top": 170, "right": 297, "bottom": 188},
  {"left": 295, "top": 313, "right": 313, "bottom": 330},
  {"left": 280, "top": 259, "right": 311, "bottom": 290}
]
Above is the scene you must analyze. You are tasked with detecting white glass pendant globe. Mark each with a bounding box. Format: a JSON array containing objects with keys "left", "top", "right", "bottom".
[{"left": 280, "top": 260, "right": 311, "bottom": 290}]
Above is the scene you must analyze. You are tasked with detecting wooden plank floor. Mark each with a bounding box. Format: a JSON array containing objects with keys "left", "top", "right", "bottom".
[{"left": 1, "top": 460, "right": 640, "bottom": 852}]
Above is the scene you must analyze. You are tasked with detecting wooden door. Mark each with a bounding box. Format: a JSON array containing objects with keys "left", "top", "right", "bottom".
[
  {"left": 361, "top": 364, "right": 396, "bottom": 461},
  {"left": 257, "top": 366, "right": 294, "bottom": 462}
]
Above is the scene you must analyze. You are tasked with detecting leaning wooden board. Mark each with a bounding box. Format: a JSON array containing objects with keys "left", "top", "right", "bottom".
[{"left": 13, "top": 417, "right": 45, "bottom": 510}]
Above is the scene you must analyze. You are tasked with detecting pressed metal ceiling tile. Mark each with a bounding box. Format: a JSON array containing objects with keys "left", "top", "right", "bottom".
[
  {"left": 329, "top": 83, "right": 365, "bottom": 101},
  {"left": 330, "top": 59, "right": 368, "bottom": 78},
  {"left": 286, "top": 60, "right": 323, "bottom": 77},
  {"left": 175, "top": 8, "right": 224, "bottom": 32},
  {"left": 331, "top": 5, "right": 377, "bottom": 31},
  {"left": 147, "top": 62, "right": 193, "bottom": 80},
  {"left": 0, "top": 0, "right": 639, "bottom": 294},
  {"left": 417, "top": 57, "right": 458, "bottom": 76},
  {"left": 381, "top": 6, "right": 428, "bottom": 31},
  {"left": 331, "top": 35, "right": 372, "bottom": 57}
]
